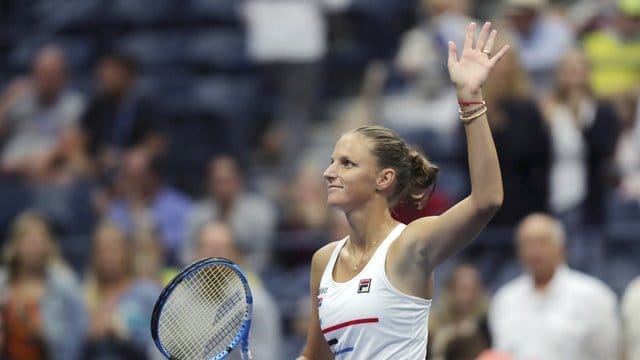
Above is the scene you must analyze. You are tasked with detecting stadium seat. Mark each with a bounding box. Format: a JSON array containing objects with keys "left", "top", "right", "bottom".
[
  {"left": 190, "top": 76, "right": 261, "bottom": 121},
  {"left": 184, "top": 30, "right": 249, "bottom": 71},
  {"left": 603, "top": 254, "right": 640, "bottom": 295},
  {"left": 32, "top": 0, "right": 103, "bottom": 33},
  {"left": 115, "top": 32, "right": 184, "bottom": 68},
  {"left": 184, "top": 0, "right": 241, "bottom": 24},
  {"left": 108, "top": 0, "right": 177, "bottom": 27},
  {"left": 8, "top": 35, "right": 95, "bottom": 72}
]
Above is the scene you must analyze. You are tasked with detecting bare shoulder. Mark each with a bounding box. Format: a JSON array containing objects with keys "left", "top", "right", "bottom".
[
  {"left": 391, "top": 216, "right": 438, "bottom": 254},
  {"left": 403, "top": 216, "right": 438, "bottom": 240},
  {"left": 387, "top": 219, "right": 438, "bottom": 298},
  {"left": 311, "top": 241, "right": 341, "bottom": 272}
]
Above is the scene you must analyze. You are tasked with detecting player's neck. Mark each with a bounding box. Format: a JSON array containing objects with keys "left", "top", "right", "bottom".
[{"left": 345, "top": 203, "right": 396, "bottom": 251}]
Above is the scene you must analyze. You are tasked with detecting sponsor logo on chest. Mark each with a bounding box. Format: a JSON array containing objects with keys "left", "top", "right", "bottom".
[{"left": 357, "top": 278, "right": 371, "bottom": 293}]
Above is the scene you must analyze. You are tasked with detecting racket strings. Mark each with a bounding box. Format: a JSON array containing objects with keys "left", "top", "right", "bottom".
[{"left": 157, "top": 265, "right": 249, "bottom": 360}]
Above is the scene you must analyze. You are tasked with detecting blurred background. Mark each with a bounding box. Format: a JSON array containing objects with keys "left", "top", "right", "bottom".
[{"left": 0, "top": 0, "right": 638, "bottom": 359}]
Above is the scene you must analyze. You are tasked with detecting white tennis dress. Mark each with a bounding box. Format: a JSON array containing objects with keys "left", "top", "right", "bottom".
[{"left": 317, "top": 223, "right": 431, "bottom": 359}]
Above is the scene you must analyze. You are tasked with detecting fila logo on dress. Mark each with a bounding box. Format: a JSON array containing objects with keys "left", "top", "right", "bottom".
[{"left": 357, "top": 279, "right": 371, "bottom": 293}]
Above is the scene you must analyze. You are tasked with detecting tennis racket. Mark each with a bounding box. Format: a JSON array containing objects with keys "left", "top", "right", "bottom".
[{"left": 150, "top": 257, "right": 253, "bottom": 360}]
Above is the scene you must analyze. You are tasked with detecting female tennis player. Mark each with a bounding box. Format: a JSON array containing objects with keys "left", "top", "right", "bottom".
[{"left": 297, "top": 21, "right": 508, "bottom": 359}]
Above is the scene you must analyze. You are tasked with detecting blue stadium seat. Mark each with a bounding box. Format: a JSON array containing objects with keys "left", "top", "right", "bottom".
[
  {"left": 147, "top": 73, "right": 195, "bottom": 117},
  {"left": 190, "top": 76, "right": 260, "bottom": 121},
  {"left": 107, "top": 0, "right": 177, "bottom": 27},
  {"left": 607, "top": 191, "right": 640, "bottom": 224},
  {"left": 430, "top": 161, "right": 468, "bottom": 202},
  {"left": 184, "top": 0, "right": 241, "bottom": 24},
  {"left": 8, "top": 35, "right": 95, "bottom": 72},
  {"left": 164, "top": 113, "right": 241, "bottom": 194},
  {"left": 184, "top": 30, "right": 249, "bottom": 71},
  {"left": 491, "top": 260, "right": 522, "bottom": 292},
  {"left": 60, "top": 234, "right": 92, "bottom": 275},
  {"left": 32, "top": 0, "right": 103, "bottom": 32},
  {"left": 115, "top": 32, "right": 184, "bottom": 68},
  {"left": 261, "top": 264, "right": 310, "bottom": 320},
  {"left": 602, "top": 255, "right": 640, "bottom": 296},
  {"left": 348, "top": 0, "right": 413, "bottom": 22},
  {"left": 0, "top": 181, "right": 31, "bottom": 247}
]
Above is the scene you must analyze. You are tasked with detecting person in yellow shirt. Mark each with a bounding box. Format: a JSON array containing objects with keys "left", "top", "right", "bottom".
[{"left": 582, "top": 0, "right": 640, "bottom": 98}]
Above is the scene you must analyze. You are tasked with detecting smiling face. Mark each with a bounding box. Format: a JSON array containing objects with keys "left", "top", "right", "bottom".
[{"left": 323, "top": 133, "right": 384, "bottom": 211}]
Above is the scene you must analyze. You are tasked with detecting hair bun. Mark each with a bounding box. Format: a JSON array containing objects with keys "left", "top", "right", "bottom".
[{"left": 406, "top": 149, "right": 439, "bottom": 208}]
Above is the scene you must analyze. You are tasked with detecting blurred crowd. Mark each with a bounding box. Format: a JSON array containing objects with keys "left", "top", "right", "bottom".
[{"left": 0, "top": 0, "right": 638, "bottom": 359}]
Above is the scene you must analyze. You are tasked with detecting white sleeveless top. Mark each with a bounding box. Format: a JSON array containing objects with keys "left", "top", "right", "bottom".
[{"left": 318, "top": 223, "right": 431, "bottom": 359}]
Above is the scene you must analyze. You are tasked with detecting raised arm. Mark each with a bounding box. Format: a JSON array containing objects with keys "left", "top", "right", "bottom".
[{"left": 402, "top": 22, "right": 508, "bottom": 271}]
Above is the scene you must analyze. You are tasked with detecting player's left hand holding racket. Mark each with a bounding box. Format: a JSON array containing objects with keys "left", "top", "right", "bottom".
[{"left": 151, "top": 257, "right": 253, "bottom": 360}]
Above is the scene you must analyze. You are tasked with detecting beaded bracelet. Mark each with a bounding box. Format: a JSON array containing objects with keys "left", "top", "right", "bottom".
[
  {"left": 459, "top": 105, "right": 488, "bottom": 125},
  {"left": 459, "top": 104, "right": 485, "bottom": 117}
]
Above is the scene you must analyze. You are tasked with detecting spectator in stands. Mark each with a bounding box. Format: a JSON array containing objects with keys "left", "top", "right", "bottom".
[
  {"left": 501, "top": 0, "right": 575, "bottom": 94},
  {"left": 285, "top": 295, "right": 313, "bottom": 360},
  {"left": 582, "top": 0, "right": 640, "bottom": 99},
  {"left": 622, "top": 275, "right": 640, "bottom": 360},
  {"left": 183, "top": 155, "right": 276, "bottom": 271},
  {"left": 243, "top": 0, "right": 324, "bottom": 167},
  {"left": 82, "top": 222, "right": 159, "bottom": 360},
  {"left": 614, "top": 92, "right": 640, "bottom": 201},
  {"left": 429, "top": 263, "right": 491, "bottom": 360},
  {"left": 80, "top": 51, "right": 165, "bottom": 183},
  {"left": 280, "top": 164, "right": 330, "bottom": 232},
  {"left": 130, "top": 226, "right": 174, "bottom": 286},
  {"left": 489, "top": 213, "right": 620, "bottom": 360},
  {"left": 0, "top": 45, "right": 87, "bottom": 183},
  {"left": 540, "top": 48, "right": 619, "bottom": 227},
  {"left": 275, "top": 164, "right": 332, "bottom": 267},
  {"left": 191, "top": 220, "right": 281, "bottom": 360},
  {"left": 107, "top": 147, "right": 193, "bottom": 266},
  {"left": 458, "top": 35, "right": 550, "bottom": 226},
  {"left": 0, "top": 211, "right": 86, "bottom": 360},
  {"left": 441, "top": 331, "right": 492, "bottom": 360},
  {"left": 385, "top": 0, "right": 477, "bottom": 140}
]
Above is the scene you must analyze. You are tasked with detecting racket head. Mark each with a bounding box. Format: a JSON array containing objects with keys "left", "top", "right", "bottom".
[{"left": 151, "top": 257, "right": 253, "bottom": 360}]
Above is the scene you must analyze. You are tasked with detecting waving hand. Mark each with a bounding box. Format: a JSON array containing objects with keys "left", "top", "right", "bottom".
[{"left": 447, "top": 22, "right": 510, "bottom": 99}]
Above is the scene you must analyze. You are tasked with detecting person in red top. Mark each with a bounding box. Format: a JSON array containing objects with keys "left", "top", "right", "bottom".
[{"left": 2, "top": 297, "right": 46, "bottom": 359}]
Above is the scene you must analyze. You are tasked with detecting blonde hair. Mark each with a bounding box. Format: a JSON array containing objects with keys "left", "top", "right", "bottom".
[
  {"left": 84, "top": 222, "right": 133, "bottom": 310},
  {"left": 482, "top": 31, "right": 533, "bottom": 103},
  {"left": 430, "top": 264, "right": 489, "bottom": 331},
  {"left": 1, "top": 211, "right": 67, "bottom": 277},
  {"left": 552, "top": 48, "right": 593, "bottom": 100}
]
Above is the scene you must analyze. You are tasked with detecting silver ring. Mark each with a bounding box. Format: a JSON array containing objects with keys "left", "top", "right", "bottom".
[{"left": 482, "top": 49, "right": 491, "bottom": 56}]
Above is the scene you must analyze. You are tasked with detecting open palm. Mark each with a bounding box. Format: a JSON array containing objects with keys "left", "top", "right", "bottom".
[{"left": 447, "top": 22, "right": 510, "bottom": 98}]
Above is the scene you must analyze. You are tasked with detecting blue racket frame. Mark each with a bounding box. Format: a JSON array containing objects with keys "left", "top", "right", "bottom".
[{"left": 150, "top": 257, "right": 254, "bottom": 360}]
